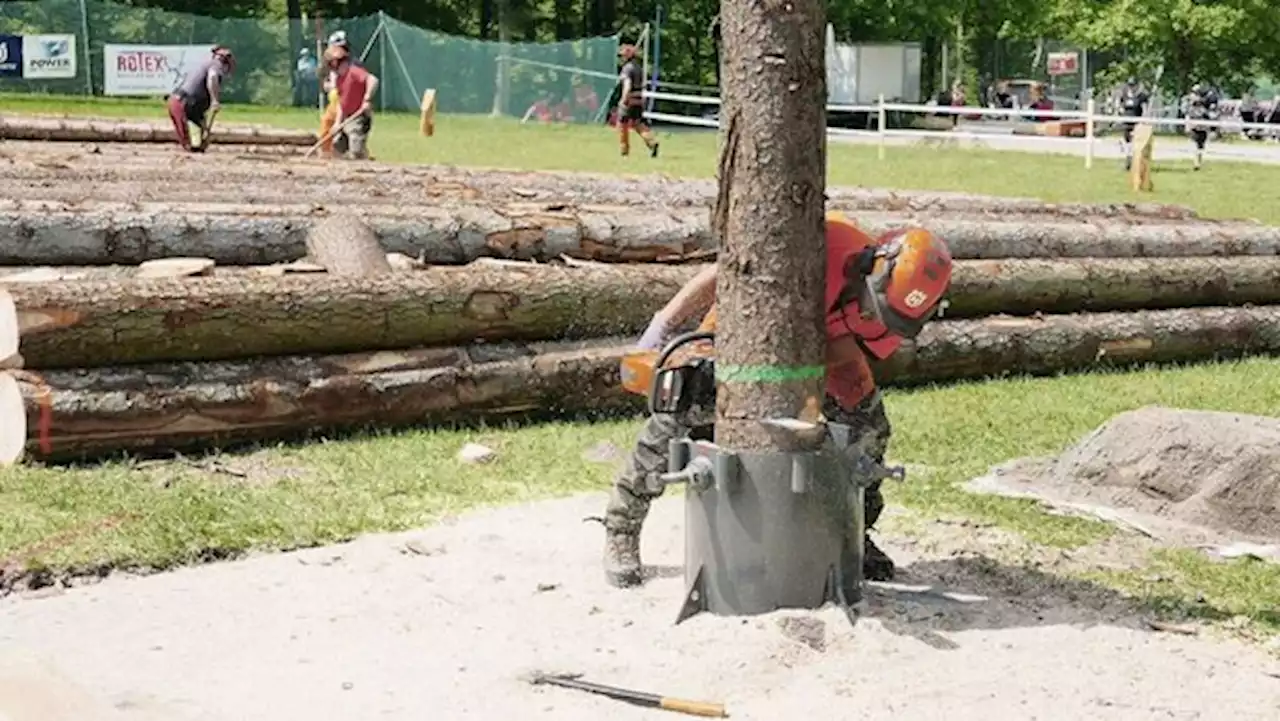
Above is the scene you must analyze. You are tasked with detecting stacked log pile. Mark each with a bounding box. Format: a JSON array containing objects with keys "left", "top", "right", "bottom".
[{"left": 2, "top": 140, "right": 1279, "bottom": 463}]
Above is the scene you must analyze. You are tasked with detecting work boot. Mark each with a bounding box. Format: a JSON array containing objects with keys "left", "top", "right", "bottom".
[
  {"left": 603, "top": 529, "right": 643, "bottom": 588},
  {"left": 863, "top": 536, "right": 896, "bottom": 581}
]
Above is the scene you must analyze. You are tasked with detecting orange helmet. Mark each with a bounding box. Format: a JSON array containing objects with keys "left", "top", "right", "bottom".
[
  {"left": 859, "top": 227, "right": 952, "bottom": 338},
  {"left": 619, "top": 44, "right": 637, "bottom": 60}
]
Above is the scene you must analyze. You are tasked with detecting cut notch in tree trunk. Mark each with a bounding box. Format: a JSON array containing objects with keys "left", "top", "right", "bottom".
[{"left": 304, "top": 215, "right": 393, "bottom": 276}]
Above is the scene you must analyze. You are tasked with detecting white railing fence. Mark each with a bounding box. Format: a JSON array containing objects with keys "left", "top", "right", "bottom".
[{"left": 641, "top": 89, "right": 1280, "bottom": 169}]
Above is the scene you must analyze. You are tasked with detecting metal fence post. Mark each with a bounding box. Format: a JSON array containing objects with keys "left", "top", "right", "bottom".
[
  {"left": 1085, "top": 97, "right": 1095, "bottom": 169},
  {"left": 877, "top": 93, "right": 886, "bottom": 160},
  {"left": 78, "top": 0, "right": 93, "bottom": 95}
]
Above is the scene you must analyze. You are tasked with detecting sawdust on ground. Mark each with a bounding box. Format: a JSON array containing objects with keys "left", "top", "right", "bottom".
[
  {"left": 970, "top": 406, "right": 1280, "bottom": 551},
  {"left": 0, "top": 493, "right": 1276, "bottom": 721}
]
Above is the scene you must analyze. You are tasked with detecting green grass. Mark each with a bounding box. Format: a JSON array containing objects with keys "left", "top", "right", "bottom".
[
  {"left": 6, "top": 92, "right": 1280, "bottom": 224},
  {"left": 1, "top": 94, "right": 1278, "bottom": 643}
]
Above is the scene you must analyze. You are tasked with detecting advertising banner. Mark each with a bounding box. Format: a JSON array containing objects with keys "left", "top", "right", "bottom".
[
  {"left": 22, "top": 34, "right": 76, "bottom": 79},
  {"left": 103, "top": 43, "right": 214, "bottom": 96},
  {"left": 1047, "top": 52, "right": 1080, "bottom": 76},
  {"left": 0, "top": 35, "right": 22, "bottom": 77}
]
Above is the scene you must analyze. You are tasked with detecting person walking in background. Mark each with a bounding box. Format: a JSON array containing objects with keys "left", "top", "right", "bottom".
[
  {"left": 294, "top": 48, "right": 318, "bottom": 107},
  {"left": 616, "top": 44, "right": 659, "bottom": 158},
  {"left": 167, "top": 45, "right": 235, "bottom": 153},
  {"left": 1118, "top": 77, "right": 1150, "bottom": 171}
]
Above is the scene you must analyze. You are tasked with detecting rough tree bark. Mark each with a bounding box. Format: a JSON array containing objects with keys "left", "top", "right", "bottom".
[
  {"left": 874, "top": 306, "right": 1280, "bottom": 385},
  {"left": 2, "top": 203, "right": 1274, "bottom": 267},
  {"left": 18, "top": 339, "right": 637, "bottom": 462},
  {"left": 12, "top": 263, "right": 701, "bottom": 368},
  {"left": 712, "top": 0, "right": 828, "bottom": 451},
  {"left": 0, "top": 116, "right": 317, "bottom": 146},
  {"left": 19, "top": 305, "right": 1280, "bottom": 462},
  {"left": 18, "top": 257, "right": 1280, "bottom": 368},
  {"left": 944, "top": 256, "right": 1280, "bottom": 316},
  {"left": 304, "top": 216, "right": 393, "bottom": 276}
]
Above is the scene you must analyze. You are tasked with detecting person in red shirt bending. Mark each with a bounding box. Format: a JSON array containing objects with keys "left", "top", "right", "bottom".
[
  {"left": 603, "top": 213, "right": 953, "bottom": 591},
  {"left": 326, "top": 43, "right": 380, "bottom": 160}
]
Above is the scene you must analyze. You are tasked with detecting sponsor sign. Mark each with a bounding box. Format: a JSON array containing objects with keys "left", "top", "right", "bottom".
[
  {"left": 0, "top": 35, "right": 22, "bottom": 77},
  {"left": 22, "top": 34, "right": 76, "bottom": 79},
  {"left": 103, "top": 43, "right": 215, "bottom": 96},
  {"left": 1047, "top": 52, "right": 1079, "bottom": 76}
]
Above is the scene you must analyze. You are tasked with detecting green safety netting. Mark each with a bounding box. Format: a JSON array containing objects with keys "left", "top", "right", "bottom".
[{"left": 0, "top": 0, "right": 620, "bottom": 122}]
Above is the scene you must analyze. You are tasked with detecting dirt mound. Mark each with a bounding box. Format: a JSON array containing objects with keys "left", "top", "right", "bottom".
[{"left": 974, "top": 406, "right": 1280, "bottom": 543}]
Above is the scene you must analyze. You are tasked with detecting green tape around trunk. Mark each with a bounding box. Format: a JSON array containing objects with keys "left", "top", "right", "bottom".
[{"left": 715, "top": 364, "right": 826, "bottom": 384}]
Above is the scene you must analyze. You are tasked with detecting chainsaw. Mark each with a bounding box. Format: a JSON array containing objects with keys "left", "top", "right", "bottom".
[{"left": 620, "top": 331, "right": 716, "bottom": 417}]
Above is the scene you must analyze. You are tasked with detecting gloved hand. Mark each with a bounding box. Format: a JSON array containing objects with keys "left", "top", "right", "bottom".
[{"left": 636, "top": 312, "right": 674, "bottom": 351}]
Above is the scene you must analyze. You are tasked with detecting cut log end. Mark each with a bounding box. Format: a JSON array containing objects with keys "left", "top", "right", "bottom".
[
  {"left": 135, "top": 257, "right": 217, "bottom": 279},
  {"left": 305, "top": 215, "right": 393, "bottom": 277},
  {"left": 0, "top": 373, "right": 25, "bottom": 466},
  {"left": 0, "top": 288, "right": 16, "bottom": 362}
]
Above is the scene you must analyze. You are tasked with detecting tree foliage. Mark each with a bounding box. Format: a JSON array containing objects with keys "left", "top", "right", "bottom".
[{"left": 4, "top": 0, "right": 1278, "bottom": 100}]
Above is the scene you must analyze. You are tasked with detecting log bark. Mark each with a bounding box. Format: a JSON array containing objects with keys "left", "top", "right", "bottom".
[
  {"left": 20, "top": 305, "right": 1280, "bottom": 462},
  {"left": 0, "top": 117, "right": 317, "bottom": 146},
  {"left": 1, "top": 202, "right": 1273, "bottom": 267},
  {"left": 0, "top": 203, "right": 716, "bottom": 266},
  {"left": 304, "top": 216, "right": 392, "bottom": 276},
  {"left": 945, "top": 257, "right": 1280, "bottom": 317},
  {"left": 874, "top": 306, "right": 1280, "bottom": 385},
  {"left": 0, "top": 150, "right": 1204, "bottom": 220},
  {"left": 0, "top": 288, "right": 16, "bottom": 363},
  {"left": 12, "top": 263, "right": 700, "bottom": 368},
  {"left": 18, "top": 339, "right": 641, "bottom": 461},
  {"left": 712, "top": 0, "right": 828, "bottom": 450},
  {"left": 0, "top": 372, "right": 24, "bottom": 465},
  {"left": 17, "top": 257, "right": 1280, "bottom": 369}
]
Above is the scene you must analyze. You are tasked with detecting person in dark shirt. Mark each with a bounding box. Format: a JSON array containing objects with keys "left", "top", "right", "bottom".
[
  {"left": 166, "top": 45, "right": 234, "bottom": 152},
  {"left": 1183, "top": 83, "right": 1218, "bottom": 170},
  {"left": 1118, "top": 78, "right": 1149, "bottom": 170},
  {"left": 616, "top": 44, "right": 659, "bottom": 158}
]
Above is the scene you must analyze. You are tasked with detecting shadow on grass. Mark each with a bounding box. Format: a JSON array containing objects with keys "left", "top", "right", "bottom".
[{"left": 862, "top": 554, "right": 1268, "bottom": 649}]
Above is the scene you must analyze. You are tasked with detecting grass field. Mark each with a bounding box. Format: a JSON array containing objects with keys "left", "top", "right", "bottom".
[{"left": 1, "top": 95, "right": 1278, "bottom": 644}]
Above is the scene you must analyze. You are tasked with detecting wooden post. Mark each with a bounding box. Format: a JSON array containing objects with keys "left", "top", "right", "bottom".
[
  {"left": 421, "top": 89, "right": 438, "bottom": 137},
  {"left": 1130, "top": 122, "right": 1154, "bottom": 192},
  {"left": 711, "top": 0, "right": 828, "bottom": 451}
]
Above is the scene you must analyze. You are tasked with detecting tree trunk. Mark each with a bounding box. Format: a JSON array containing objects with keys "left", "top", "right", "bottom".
[
  {"left": 304, "top": 215, "right": 393, "bottom": 276},
  {"left": 1, "top": 197, "right": 1268, "bottom": 267},
  {"left": 12, "top": 263, "right": 702, "bottom": 368},
  {"left": 0, "top": 155, "right": 1206, "bottom": 222},
  {"left": 874, "top": 306, "right": 1280, "bottom": 386},
  {"left": 16, "top": 339, "right": 641, "bottom": 462},
  {"left": 713, "top": 0, "right": 828, "bottom": 451},
  {"left": 945, "top": 256, "right": 1280, "bottom": 317},
  {"left": 0, "top": 117, "right": 317, "bottom": 146}
]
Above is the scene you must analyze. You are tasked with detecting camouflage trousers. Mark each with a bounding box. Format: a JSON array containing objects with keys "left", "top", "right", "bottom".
[{"left": 603, "top": 390, "right": 891, "bottom": 536}]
